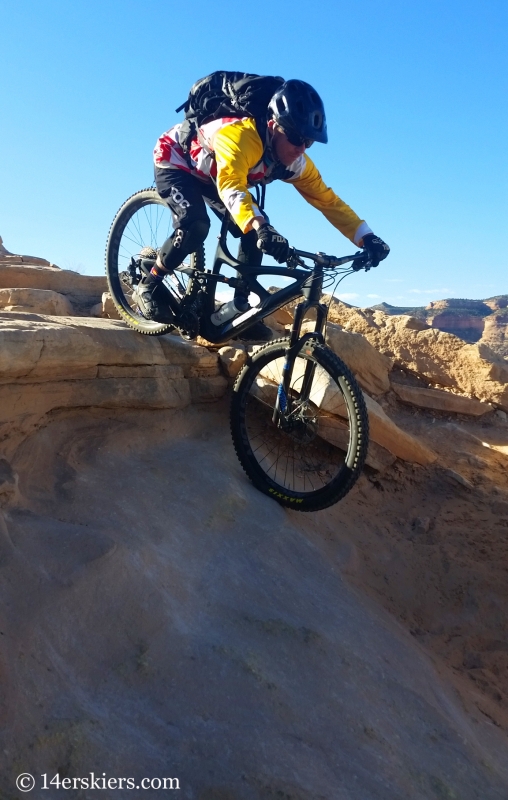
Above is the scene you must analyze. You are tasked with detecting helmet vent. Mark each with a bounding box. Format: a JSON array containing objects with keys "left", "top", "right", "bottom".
[{"left": 269, "top": 79, "right": 328, "bottom": 144}]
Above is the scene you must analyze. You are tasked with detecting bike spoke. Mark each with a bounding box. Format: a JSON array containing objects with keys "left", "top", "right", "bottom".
[{"left": 128, "top": 214, "right": 145, "bottom": 247}]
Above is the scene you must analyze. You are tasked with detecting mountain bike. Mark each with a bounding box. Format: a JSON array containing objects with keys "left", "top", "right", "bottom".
[{"left": 105, "top": 188, "right": 373, "bottom": 511}]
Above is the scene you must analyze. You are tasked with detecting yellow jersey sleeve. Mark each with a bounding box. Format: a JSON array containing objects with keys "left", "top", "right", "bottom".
[
  {"left": 212, "top": 118, "right": 264, "bottom": 233},
  {"left": 285, "top": 155, "right": 367, "bottom": 245}
]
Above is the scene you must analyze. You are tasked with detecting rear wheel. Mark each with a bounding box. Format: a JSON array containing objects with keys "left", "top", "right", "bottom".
[
  {"left": 105, "top": 188, "right": 205, "bottom": 335},
  {"left": 230, "top": 338, "right": 369, "bottom": 511}
]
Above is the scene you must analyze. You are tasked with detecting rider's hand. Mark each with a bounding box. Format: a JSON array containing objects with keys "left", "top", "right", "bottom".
[
  {"left": 362, "top": 233, "right": 390, "bottom": 267},
  {"left": 256, "top": 224, "right": 290, "bottom": 263}
]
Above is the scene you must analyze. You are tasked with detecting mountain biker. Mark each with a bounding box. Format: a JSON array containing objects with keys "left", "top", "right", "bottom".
[{"left": 137, "top": 79, "right": 390, "bottom": 339}]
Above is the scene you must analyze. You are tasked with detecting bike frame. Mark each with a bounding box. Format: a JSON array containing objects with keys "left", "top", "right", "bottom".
[
  {"left": 178, "top": 215, "right": 331, "bottom": 346},
  {"left": 171, "top": 215, "right": 366, "bottom": 427}
]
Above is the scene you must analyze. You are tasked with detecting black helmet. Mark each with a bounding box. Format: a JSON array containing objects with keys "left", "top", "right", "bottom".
[{"left": 268, "top": 79, "right": 328, "bottom": 145}]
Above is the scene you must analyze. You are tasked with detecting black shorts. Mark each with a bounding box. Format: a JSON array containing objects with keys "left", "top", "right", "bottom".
[
  {"left": 154, "top": 166, "right": 267, "bottom": 274},
  {"left": 155, "top": 166, "right": 248, "bottom": 238}
]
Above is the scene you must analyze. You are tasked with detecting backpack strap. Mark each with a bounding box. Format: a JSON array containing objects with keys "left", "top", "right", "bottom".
[{"left": 177, "top": 119, "right": 197, "bottom": 153}]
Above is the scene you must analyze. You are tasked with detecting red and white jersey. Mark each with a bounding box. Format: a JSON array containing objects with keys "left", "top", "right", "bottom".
[
  {"left": 153, "top": 117, "right": 304, "bottom": 186},
  {"left": 154, "top": 116, "right": 370, "bottom": 242}
]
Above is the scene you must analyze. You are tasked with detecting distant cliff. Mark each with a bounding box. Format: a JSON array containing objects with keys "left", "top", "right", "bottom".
[{"left": 369, "top": 296, "right": 508, "bottom": 359}]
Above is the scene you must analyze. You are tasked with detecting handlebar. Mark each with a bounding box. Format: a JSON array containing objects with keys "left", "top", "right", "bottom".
[{"left": 286, "top": 247, "right": 375, "bottom": 271}]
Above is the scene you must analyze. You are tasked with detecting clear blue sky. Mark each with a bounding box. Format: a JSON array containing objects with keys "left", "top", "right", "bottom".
[{"left": 1, "top": 0, "right": 506, "bottom": 308}]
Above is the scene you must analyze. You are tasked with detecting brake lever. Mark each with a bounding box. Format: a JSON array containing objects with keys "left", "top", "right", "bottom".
[
  {"left": 352, "top": 250, "right": 376, "bottom": 272},
  {"left": 352, "top": 251, "right": 369, "bottom": 271},
  {"left": 286, "top": 248, "right": 306, "bottom": 270}
]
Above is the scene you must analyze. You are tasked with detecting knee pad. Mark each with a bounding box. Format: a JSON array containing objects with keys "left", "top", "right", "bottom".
[
  {"left": 171, "top": 219, "right": 210, "bottom": 254},
  {"left": 160, "top": 219, "right": 210, "bottom": 269}
]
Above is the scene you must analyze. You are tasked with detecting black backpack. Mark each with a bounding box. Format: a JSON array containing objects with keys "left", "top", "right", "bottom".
[{"left": 175, "top": 71, "right": 284, "bottom": 152}]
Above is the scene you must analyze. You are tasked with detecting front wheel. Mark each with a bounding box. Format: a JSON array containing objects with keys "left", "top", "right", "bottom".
[
  {"left": 230, "top": 338, "right": 369, "bottom": 512},
  {"left": 105, "top": 188, "right": 205, "bottom": 336}
]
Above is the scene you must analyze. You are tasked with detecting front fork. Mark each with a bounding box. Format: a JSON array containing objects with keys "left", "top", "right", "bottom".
[{"left": 272, "top": 300, "right": 328, "bottom": 426}]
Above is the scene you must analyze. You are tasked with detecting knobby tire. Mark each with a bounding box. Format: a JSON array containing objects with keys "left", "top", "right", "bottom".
[{"left": 230, "top": 338, "right": 369, "bottom": 511}]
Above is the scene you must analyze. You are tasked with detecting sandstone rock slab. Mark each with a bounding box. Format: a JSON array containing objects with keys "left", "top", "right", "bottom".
[
  {"left": 159, "top": 336, "right": 221, "bottom": 378},
  {"left": 325, "top": 308, "right": 508, "bottom": 411},
  {"left": 366, "top": 440, "right": 397, "bottom": 471},
  {"left": 0, "top": 315, "right": 223, "bottom": 382},
  {"left": 218, "top": 345, "right": 247, "bottom": 378},
  {"left": 362, "top": 392, "right": 437, "bottom": 465},
  {"left": 0, "top": 287, "right": 74, "bottom": 316},
  {"left": 442, "top": 468, "right": 474, "bottom": 490},
  {"left": 188, "top": 375, "right": 228, "bottom": 403},
  {"left": 0, "top": 264, "right": 106, "bottom": 314},
  {"left": 90, "top": 291, "right": 121, "bottom": 320},
  {"left": 301, "top": 321, "right": 393, "bottom": 396},
  {"left": 0, "top": 315, "right": 227, "bottom": 442},
  {"left": 3, "top": 406, "right": 506, "bottom": 799},
  {"left": 0, "top": 316, "right": 168, "bottom": 382},
  {"left": 391, "top": 382, "right": 493, "bottom": 416},
  {"left": 315, "top": 413, "right": 396, "bottom": 471},
  {"left": 264, "top": 305, "right": 293, "bottom": 332}
]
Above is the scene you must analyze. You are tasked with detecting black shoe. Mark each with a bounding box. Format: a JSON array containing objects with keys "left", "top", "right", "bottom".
[
  {"left": 236, "top": 321, "right": 273, "bottom": 342},
  {"left": 133, "top": 275, "right": 173, "bottom": 322},
  {"left": 137, "top": 248, "right": 159, "bottom": 280}
]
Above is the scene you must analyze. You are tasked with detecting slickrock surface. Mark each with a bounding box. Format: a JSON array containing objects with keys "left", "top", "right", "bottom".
[
  {"left": 0, "top": 249, "right": 507, "bottom": 797},
  {"left": 0, "top": 264, "right": 106, "bottom": 314},
  {"left": 0, "top": 404, "right": 507, "bottom": 799},
  {"left": 0, "top": 234, "right": 57, "bottom": 266},
  {"left": 0, "top": 309, "right": 437, "bottom": 468},
  {"left": 327, "top": 402, "right": 508, "bottom": 750},
  {"left": 0, "top": 313, "right": 226, "bottom": 449}
]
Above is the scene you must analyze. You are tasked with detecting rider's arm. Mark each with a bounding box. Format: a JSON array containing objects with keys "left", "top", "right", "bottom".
[
  {"left": 212, "top": 119, "right": 266, "bottom": 233},
  {"left": 285, "top": 155, "right": 372, "bottom": 245}
]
